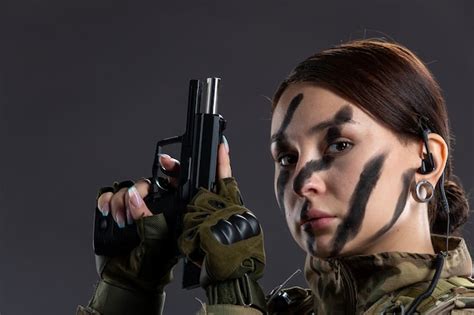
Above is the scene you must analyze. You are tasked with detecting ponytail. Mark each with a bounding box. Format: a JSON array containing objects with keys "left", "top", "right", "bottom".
[{"left": 429, "top": 176, "right": 470, "bottom": 235}]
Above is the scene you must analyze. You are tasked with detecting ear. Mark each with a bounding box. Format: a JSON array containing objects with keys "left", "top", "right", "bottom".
[{"left": 415, "top": 133, "right": 448, "bottom": 186}]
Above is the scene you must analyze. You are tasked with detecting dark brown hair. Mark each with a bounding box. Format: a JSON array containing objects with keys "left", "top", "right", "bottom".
[{"left": 272, "top": 39, "right": 469, "bottom": 235}]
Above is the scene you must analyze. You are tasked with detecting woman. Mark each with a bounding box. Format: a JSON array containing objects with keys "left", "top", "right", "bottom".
[{"left": 79, "top": 39, "right": 473, "bottom": 314}]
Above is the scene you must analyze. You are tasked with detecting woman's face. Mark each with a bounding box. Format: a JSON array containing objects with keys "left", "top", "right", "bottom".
[{"left": 271, "top": 83, "right": 422, "bottom": 258}]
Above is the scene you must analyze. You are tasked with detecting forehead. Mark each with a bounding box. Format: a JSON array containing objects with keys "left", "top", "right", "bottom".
[{"left": 271, "top": 83, "right": 364, "bottom": 134}]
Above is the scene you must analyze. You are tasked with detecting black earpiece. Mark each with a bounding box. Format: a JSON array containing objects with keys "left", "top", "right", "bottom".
[{"left": 418, "top": 123, "right": 435, "bottom": 174}]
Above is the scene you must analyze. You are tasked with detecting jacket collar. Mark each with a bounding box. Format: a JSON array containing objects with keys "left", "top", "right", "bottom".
[{"left": 304, "top": 235, "right": 472, "bottom": 314}]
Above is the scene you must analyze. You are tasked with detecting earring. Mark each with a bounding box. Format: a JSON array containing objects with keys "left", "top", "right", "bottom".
[{"left": 415, "top": 180, "right": 434, "bottom": 203}]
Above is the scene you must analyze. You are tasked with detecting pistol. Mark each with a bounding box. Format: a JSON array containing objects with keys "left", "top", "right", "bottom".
[{"left": 93, "top": 77, "right": 226, "bottom": 289}]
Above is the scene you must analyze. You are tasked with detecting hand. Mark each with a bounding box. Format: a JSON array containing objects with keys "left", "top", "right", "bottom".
[
  {"left": 96, "top": 154, "right": 180, "bottom": 226},
  {"left": 86, "top": 155, "right": 181, "bottom": 315},
  {"left": 178, "top": 142, "right": 267, "bottom": 311}
]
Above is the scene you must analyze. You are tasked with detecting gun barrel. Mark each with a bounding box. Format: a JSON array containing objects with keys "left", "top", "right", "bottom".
[{"left": 205, "top": 77, "right": 220, "bottom": 114}]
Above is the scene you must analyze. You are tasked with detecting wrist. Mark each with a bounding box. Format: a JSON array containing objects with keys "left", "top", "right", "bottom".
[{"left": 204, "top": 274, "right": 267, "bottom": 313}]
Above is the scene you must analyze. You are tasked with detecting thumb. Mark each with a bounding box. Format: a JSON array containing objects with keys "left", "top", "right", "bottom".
[
  {"left": 127, "top": 186, "right": 153, "bottom": 220},
  {"left": 217, "top": 136, "right": 232, "bottom": 179}
]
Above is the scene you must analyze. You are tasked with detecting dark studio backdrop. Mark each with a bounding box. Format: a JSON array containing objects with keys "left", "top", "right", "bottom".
[{"left": 0, "top": 1, "right": 473, "bottom": 314}]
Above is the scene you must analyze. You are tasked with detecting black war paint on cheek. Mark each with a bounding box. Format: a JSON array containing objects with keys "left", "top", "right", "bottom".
[
  {"left": 277, "top": 169, "right": 290, "bottom": 210},
  {"left": 299, "top": 200, "right": 318, "bottom": 256},
  {"left": 274, "top": 93, "right": 304, "bottom": 210},
  {"left": 330, "top": 153, "right": 387, "bottom": 256},
  {"left": 367, "top": 169, "right": 416, "bottom": 243}
]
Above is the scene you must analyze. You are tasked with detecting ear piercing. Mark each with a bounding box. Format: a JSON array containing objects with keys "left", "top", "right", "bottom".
[{"left": 415, "top": 179, "right": 434, "bottom": 203}]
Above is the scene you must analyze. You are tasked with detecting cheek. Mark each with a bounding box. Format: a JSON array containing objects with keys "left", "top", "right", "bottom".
[
  {"left": 284, "top": 207, "right": 307, "bottom": 251},
  {"left": 274, "top": 169, "right": 306, "bottom": 248},
  {"left": 326, "top": 161, "right": 362, "bottom": 208},
  {"left": 357, "top": 163, "right": 406, "bottom": 234}
]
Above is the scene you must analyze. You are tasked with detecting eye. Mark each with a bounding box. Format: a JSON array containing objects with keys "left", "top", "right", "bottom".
[
  {"left": 326, "top": 140, "right": 353, "bottom": 155},
  {"left": 277, "top": 154, "right": 298, "bottom": 167}
]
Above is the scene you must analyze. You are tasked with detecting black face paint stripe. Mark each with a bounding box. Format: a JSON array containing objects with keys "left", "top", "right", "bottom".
[
  {"left": 325, "top": 126, "right": 342, "bottom": 145},
  {"left": 274, "top": 93, "right": 304, "bottom": 212},
  {"left": 305, "top": 229, "right": 317, "bottom": 256},
  {"left": 334, "top": 106, "right": 353, "bottom": 124},
  {"left": 276, "top": 169, "right": 290, "bottom": 211},
  {"left": 308, "top": 106, "right": 354, "bottom": 134},
  {"left": 330, "top": 153, "right": 387, "bottom": 256},
  {"left": 367, "top": 169, "right": 415, "bottom": 242},
  {"left": 272, "top": 93, "right": 304, "bottom": 143},
  {"left": 300, "top": 200, "right": 310, "bottom": 222},
  {"left": 301, "top": 200, "right": 318, "bottom": 255},
  {"left": 293, "top": 156, "right": 335, "bottom": 194}
]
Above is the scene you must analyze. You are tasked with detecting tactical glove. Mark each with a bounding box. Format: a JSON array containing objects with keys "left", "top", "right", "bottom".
[
  {"left": 179, "top": 177, "right": 267, "bottom": 312},
  {"left": 84, "top": 180, "right": 179, "bottom": 315}
]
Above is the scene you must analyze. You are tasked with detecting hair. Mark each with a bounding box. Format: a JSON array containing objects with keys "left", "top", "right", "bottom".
[{"left": 272, "top": 39, "right": 470, "bottom": 235}]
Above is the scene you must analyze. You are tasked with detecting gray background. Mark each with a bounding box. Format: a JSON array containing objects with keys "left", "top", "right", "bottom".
[{"left": 0, "top": 1, "right": 473, "bottom": 314}]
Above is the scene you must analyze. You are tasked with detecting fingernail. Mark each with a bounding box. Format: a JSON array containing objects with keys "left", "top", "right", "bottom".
[
  {"left": 222, "top": 135, "right": 229, "bottom": 154},
  {"left": 158, "top": 154, "right": 171, "bottom": 165},
  {"left": 128, "top": 186, "right": 143, "bottom": 209},
  {"left": 99, "top": 203, "right": 109, "bottom": 217},
  {"left": 126, "top": 205, "right": 133, "bottom": 225},
  {"left": 115, "top": 213, "right": 125, "bottom": 228}
]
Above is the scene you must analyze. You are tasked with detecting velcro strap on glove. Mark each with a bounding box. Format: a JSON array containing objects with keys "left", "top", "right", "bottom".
[{"left": 205, "top": 274, "right": 267, "bottom": 313}]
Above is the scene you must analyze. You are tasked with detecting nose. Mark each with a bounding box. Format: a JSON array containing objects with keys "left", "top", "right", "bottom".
[{"left": 293, "top": 160, "right": 327, "bottom": 197}]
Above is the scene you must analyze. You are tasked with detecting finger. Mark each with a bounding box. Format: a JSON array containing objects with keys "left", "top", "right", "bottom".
[
  {"left": 97, "top": 192, "right": 113, "bottom": 216},
  {"left": 159, "top": 154, "right": 180, "bottom": 187},
  {"left": 217, "top": 137, "right": 232, "bottom": 179},
  {"left": 126, "top": 185, "right": 153, "bottom": 220},
  {"left": 124, "top": 180, "right": 152, "bottom": 224},
  {"left": 110, "top": 188, "right": 128, "bottom": 228}
]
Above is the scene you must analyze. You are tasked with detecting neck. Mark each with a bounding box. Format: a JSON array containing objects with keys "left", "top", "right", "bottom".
[{"left": 363, "top": 200, "right": 435, "bottom": 255}]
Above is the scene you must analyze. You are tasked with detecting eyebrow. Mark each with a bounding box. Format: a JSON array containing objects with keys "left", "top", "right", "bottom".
[
  {"left": 307, "top": 118, "right": 357, "bottom": 135},
  {"left": 308, "top": 105, "right": 357, "bottom": 134}
]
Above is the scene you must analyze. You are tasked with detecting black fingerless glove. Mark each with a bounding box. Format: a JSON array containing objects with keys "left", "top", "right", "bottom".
[{"left": 83, "top": 181, "right": 178, "bottom": 315}]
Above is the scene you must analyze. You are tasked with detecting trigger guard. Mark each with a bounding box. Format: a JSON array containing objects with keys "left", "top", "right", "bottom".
[{"left": 155, "top": 176, "right": 170, "bottom": 192}]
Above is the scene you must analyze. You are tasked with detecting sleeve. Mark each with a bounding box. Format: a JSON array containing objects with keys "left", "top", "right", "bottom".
[
  {"left": 195, "top": 304, "right": 264, "bottom": 315},
  {"left": 76, "top": 280, "right": 166, "bottom": 315}
]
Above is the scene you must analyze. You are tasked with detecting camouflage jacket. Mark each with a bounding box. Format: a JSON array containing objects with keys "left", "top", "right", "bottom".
[
  {"left": 79, "top": 235, "right": 474, "bottom": 314},
  {"left": 299, "top": 235, "right": 474, "bottom": 314},
  {"left": 198, "top": 235, "right": 474, "bottom": 314}
]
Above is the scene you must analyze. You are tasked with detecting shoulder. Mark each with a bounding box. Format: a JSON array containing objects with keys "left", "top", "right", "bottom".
[{"left": 365, "top": 276, "right": 474, "bottom": 314}]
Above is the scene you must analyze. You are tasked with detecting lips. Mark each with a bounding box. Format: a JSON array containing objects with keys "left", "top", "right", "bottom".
[{"left": 300, "top": 207, "right": 336, "bottom": 230}]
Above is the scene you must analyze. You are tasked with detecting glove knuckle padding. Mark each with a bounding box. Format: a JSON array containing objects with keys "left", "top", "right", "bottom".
[
  {"left": 179, "top": 178, "right": 265, "bottom": 283},
  {"left": 211, "top": 212, "right": 261, "bottom": 245}
]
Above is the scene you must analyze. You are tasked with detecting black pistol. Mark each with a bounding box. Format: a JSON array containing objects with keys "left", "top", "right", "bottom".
[{"left": 93, "top": 77, "right": 226, "bottom": 289}]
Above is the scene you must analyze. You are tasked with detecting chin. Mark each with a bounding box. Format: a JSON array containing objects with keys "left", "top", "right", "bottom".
[{"left": 304, "top": 235, "right": 334, "bottom": 258}]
